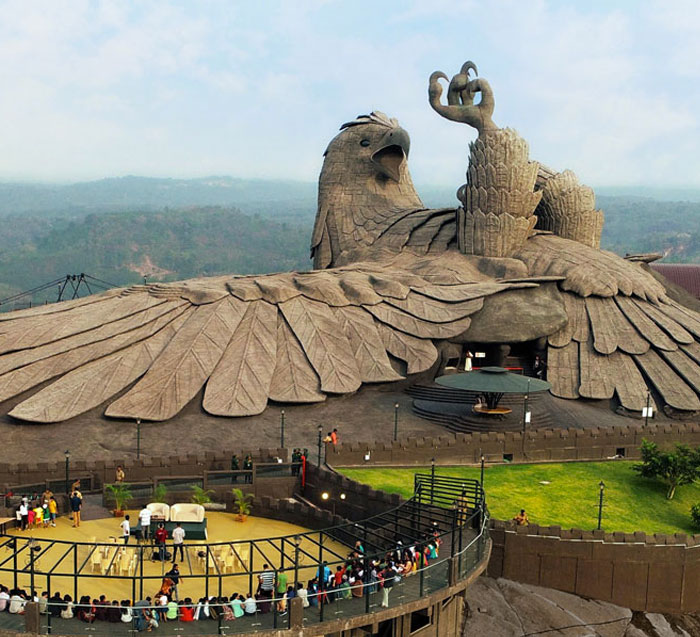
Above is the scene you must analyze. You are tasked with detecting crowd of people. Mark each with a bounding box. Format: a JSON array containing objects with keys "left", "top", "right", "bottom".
[
  {"left": 0, "top": 526, "right": 445, "bottom": 630},
  {"left": 14, "top": 490, "right": 60, "bottom": 531}
]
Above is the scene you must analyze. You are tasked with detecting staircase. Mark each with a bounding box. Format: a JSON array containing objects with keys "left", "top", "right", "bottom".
[{"left": 407, "top": 383, "right": 553, "bottom": 434}]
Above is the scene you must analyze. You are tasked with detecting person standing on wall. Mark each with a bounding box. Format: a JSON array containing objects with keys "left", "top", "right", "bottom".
[
  {"left": 115, "top": 466, "right": 125, "bottom": 483},
  {"left": 243, "top": 455, "right": 253, "bottom": 484},
  {"left": 230, "top": 455, "right": 239, "bottom": 483}
]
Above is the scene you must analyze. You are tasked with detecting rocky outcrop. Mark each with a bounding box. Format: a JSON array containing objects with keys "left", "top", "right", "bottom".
[{"left": 463, "top": 577, "right": 700, "bottom": 637}]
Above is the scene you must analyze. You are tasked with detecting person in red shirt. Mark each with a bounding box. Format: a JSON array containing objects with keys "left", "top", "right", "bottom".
[
  {"left": 330, "top": 429, "right": 338, "bottom": 445},
  {"left": 154, "top": 523, "right": 168, "bottom": 561},
  {"left": 179, "top": 598, "right": 195, "bottom": 622}
]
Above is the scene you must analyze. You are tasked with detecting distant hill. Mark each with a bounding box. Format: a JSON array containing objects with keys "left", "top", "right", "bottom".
[
  {"left": 0, "top": 206, "right": 311, "bottom": 307},
  {"left": 1, "top": 176, "right": 700, "bottom": 309},
  {"left": 0, "top": 176, "right": 317, "bottom": 220}
]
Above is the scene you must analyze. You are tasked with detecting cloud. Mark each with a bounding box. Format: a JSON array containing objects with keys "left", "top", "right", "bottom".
[{"left": 0, "top": 0, "right": 696, "bottom": 186}]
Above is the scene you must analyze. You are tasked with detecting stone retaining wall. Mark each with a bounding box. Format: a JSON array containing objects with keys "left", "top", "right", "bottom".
[
  {"left": 326, "top": 423, "right": 700, "bottom": 467},
  {"left": 488, "top": 520, "right": 700, "bottom": 613}
]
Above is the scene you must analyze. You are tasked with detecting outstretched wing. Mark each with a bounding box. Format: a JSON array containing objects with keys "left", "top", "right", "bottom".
[
  {"left": 4, "top": 257, "right": 527, "bottom": 423},
  {"left": 519, "top": 235, "right": 700, "bottom": 416}
]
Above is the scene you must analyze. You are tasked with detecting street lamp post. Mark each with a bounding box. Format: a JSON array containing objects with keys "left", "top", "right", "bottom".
[
  {"left": 597, "top": 481, "right": 605, "bottom": 530},
  {"left": 280, "top": 410, "right": 285, "bottom": 449},
  {"left": 480, "top": 454, "right": 485, "bottom": 493},
  {"left": 643, "top": 391, "right": 653, "bottom": 426},
  {"left": 317, "top": 425, "right": 323, "bottom": 466},
  {"left": 136, "top": 419, "right": 141, "bottom": 460},
  {"left": 64, "top": 450, "right": 71, "bottom": 494},
  {"left": 430, "top": 458, "right": 435, "bottom": 504},
  {"left": 522, "top": 379, "right": 531, "bottom": 456},
  {"left": 393, "top": 403, "right": 399, "bottom": 441}
]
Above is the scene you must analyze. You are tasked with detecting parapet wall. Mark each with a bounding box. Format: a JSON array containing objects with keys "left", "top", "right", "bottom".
[
  {"left": 1, "top": 447, "right": 287, "bottom": 492},
  {"left": 302, "top": 463, "right": 403, "bottom": 521},
  {"left": 326, "top": 423, "right": 700, "bottom": 467},
  {"left": 488, "top": 520, "right": 700, "bottom": 614}
]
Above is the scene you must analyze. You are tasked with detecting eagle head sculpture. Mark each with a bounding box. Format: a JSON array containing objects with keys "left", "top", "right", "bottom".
[{"left": 311, "top": 112, "right": 424, "bottom": 269}]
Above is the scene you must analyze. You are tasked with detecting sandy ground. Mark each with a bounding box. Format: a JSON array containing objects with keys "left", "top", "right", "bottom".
[{"left": 4, "top": 511, "right": 344, "bottom": 601}]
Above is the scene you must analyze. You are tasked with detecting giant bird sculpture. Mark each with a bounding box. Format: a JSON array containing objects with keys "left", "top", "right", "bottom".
[{"left": 3, "top": 61, "right": 700, "bottom": 425}]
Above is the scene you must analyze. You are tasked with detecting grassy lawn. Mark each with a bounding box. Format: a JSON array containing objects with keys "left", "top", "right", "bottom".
[{"left": 339, "top": 462, "right": 700, "bottom": 535}]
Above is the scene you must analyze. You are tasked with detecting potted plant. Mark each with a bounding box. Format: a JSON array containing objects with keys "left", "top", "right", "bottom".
[
  {"left": 153, "top": 483, "right": 168, "bottom": 503},
  {"left": 190, "top": 485, "right": 215, "bottom": 506},
  {"left": 105, "top": 483, "right": 133, "bottom": 517},
  {"left": 232, "top": 488, "right": 254, "bottom": 522}
]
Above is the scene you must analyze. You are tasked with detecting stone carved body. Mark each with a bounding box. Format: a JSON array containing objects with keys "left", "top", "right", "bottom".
[{"left": 1, "top": 63, "right": 699, "bottom": 425}]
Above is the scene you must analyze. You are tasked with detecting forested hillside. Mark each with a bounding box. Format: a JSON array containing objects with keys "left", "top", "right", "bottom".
[
  {"left": 1, "top": 177, "right": 700, "bottom": 310},
  {"left": 0, "top": 207, "right": 311, "bottom": 305}
]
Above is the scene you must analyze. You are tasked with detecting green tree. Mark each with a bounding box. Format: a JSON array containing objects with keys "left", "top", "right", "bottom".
[
  {"left": 691, "top": 503, "right": 700, "bottom": 529},
  {"left": 633, "top": 439, "right": 700, "bottom": 499}
]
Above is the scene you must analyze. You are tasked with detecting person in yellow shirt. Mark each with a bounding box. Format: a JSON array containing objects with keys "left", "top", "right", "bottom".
[
  {"left": 512, "top": 509, "right": 530, "bottom": 526},
  {"left": 48, "top": 497, "right": 58, "bottom": 527}
]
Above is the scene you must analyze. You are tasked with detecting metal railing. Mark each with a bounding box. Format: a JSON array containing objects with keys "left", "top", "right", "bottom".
[{"left": 0, "top": 474, "right": 489, "bottom": 634}]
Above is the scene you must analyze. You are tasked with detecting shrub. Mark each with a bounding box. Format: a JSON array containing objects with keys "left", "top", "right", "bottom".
[{"left": 692, "top": 503, "right": 700, "bottom": 529}]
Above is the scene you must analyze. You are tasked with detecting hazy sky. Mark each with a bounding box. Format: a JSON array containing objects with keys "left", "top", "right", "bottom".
[{"left": 1, "top": 0, "right": 699, "bottom": 187}]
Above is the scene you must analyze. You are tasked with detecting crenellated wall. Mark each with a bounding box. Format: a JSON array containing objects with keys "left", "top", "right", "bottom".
[
  {"left": 0, "top": 448, "right": 287, "bottom": 492},
  {"left": 488, "top": 520, "right": 700, "bottom": 614},
  {"left": 326, "top": 423, "right": 700, "bottom": 467}
]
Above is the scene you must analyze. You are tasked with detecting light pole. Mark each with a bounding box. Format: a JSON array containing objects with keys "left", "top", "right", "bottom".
[
  {"left": 597, "top": 481, "right": 605, "bottom": 530},
  {"left": 393, "top": 403, "right": 399, "bottom": 441},
  {"left": 317, "top": 425, "right": 323, "bottom": 466},
  {"left": 522, "top": 379, "right": 531, "bottom": 457},
  {"left": 430, "top": 458, "right": 435, "bottom": 504},
  {"left": 480, "top": 454, "right": 485, "bottom": 493},
  {"left": 64, "top": 450, "right": 71, "bottom": 494},
  {"left": 280, "top": 410, "right": 285, "bottom": 449},
  {"left": 643, "top": 391, "right": 653, "bottom": 426},
  {"left": 136, "top": 418, "right": 141, "bottom": 460}
]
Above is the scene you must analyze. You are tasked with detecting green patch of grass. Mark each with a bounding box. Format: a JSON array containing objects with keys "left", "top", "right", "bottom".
[{"left": 339, "top": 462, "right": 700, "bottom": 535}]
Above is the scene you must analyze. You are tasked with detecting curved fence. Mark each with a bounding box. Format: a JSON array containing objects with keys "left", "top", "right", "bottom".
[{"left": 0, "top": 474, "right": 488, "bottom": 634}]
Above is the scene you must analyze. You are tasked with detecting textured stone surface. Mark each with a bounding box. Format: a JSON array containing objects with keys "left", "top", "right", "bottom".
[
  {"left": 0, "top": 65, "right": 700, "bottom": 425},
  {"left": 463, "top": 578, "right": 700, "bottom": 637},
  {"left": 458, "top": 282, "right": 567, "bottom": 343}
]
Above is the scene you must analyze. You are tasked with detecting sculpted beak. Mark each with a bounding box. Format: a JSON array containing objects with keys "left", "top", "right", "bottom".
[{"left": 371, "top": 127, "right": 410, "bottom": 182}]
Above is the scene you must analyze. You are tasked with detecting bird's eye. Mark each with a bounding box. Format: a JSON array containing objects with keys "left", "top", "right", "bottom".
[{"left": 360, "top": 139, "right": 370, "bottom": 147}]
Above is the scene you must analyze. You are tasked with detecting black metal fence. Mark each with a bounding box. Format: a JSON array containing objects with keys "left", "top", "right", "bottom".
[{"left": 0, "top": 473, "right": 489, "bottom": 634}]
